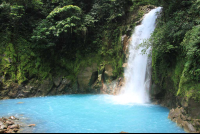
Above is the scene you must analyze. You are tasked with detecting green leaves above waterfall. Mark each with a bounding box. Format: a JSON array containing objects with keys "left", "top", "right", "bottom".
[{"left": 1, "top": 0, "right": 145, "bottom": 86}]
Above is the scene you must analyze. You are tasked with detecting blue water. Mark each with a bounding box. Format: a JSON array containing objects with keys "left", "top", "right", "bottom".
[{"left": 0, "top": 95, "right": 185, "bottom": 133}]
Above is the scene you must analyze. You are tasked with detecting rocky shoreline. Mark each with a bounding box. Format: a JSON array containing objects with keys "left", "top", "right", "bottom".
[
  {"left": 0, "top": 116, "right": 35, "bottom": 133},
  {"left": 152, "top": 98, "right": 200, "bottom": 133},
  {"left": 168, "top": 107, "right": 200, "bottom": 133},
  {"left": 0, "top": 116, "right": 21, "bottom": 133}
]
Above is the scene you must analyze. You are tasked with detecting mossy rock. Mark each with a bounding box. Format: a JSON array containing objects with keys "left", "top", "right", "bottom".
[{"left": 77, "top": 63, "right": 98, "bottom": 93}]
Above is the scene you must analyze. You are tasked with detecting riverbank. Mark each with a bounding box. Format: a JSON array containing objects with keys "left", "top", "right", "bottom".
[
  {"left": 0, "top": 116, "right": 35, "bottom": 133},
  {"left": 0, "top": 94, "right": 185, "bottom": 133},
  {"left": 152, "top": 98, "right": 200, "bottom": 133}
]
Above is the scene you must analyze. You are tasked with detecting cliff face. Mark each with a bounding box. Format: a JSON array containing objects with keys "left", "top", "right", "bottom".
[
  {"left": 149, "top": 0, "right": 200, "bottom": 132},
  {"left": 0, "top": 5, "right": 156, "bottom": 100}
]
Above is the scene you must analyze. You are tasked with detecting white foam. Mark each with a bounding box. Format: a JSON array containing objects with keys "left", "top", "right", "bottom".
[{"left": 113, "top": 7, "right": 162, "bottom": 105}]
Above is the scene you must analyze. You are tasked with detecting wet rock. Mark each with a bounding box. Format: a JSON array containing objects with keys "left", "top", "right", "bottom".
[
  {"left": 5, "top": 121, "right": 14, "bottom": 125},
  {"left": 12, "top": 128, "right": 19, "bottom": 132},
  {"left": 120, "top": 131, "right": 128, "bottom": 133},
  {"left": 5, "top": 129, "right": 12, "bottom": 133},
  {"left": 0, "top": 129, "right": 4, "bottom": 133},
  {"left": 167, "top": 107, "right": 198, "bottom": 132},
  {"left": 183, "top": 122, "right": 196, "bottom": 133},
  {"left": 112, "top": 77, "right": 125, "bottom": 95},
  {"left": 9, "top": 124, "right": 19, "bottom": 129},
  {"left": 28, "top": 124, "right": 36, "bottom": 127},
  {"left": 13, "top": 128, "right": 19, "bottom": 132},
  {"left": 9, "top": 116, "right": 17, "bottom": 120},
  {"left": 1, "top": 118, "right": 7, "bottom": 124},
  {"left": 168, "top": 107, "right": 183, "bottom": 120},
  {"left": 17, "top": 102, "right": 24, "bottom": 104},
  {"left": 6, "top": 129, "right": 15, "bottom": 133},
  {"left": 0, "top": 124, "right": 7, "bottom": 129},
  {"left": 168, "top": 109, "right": 175, "bottom": 119},
  {"left": 0, "top": 116, "right": 23, "bottom": 133},
  {"left": 9, "top": 116, "right": 19, "bottom": 121}
]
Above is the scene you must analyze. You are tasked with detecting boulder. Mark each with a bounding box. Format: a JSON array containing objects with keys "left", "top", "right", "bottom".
[
  {"left": 37, "top": 79, "right": 53, "bottom": 96},
  {"left": 168, "top": 107, "right": 183, "bottom": 120},
  {"left": 53, "top": 76, "right": 63, "bottom": 87},
  {"left": 182, "top": 121, "right": 196, "bottom": 133},
  {"left": 2, "top": 117, "right": 7, "bottom": 121},
  {"left": 9, "top": 116, "right": 18, "bottom": 120},
  {"left": 0, "top": 124, "right": 7, "bottom": 129},
  {"left": 77, "top": 63, "right": 98, "bottom": 93},
  {"left": 6, "top": 129, "right": 14, "bottom": 133},
  {"left": 17, "top": 102, "right": 24, "bottom": 104},
  {"left": 28, "top": 124, "right": 36, "bottom": 127},
  {"left": 9, "top": 124, "right": 19, "bottom": 129},
  {"left": 5, "top": 121, "right": 14, "bottom": 125}
]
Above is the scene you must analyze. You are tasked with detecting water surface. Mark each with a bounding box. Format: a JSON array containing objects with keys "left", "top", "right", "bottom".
[{"left": 0, "top": 95, "right": 185, "bottom": 133}]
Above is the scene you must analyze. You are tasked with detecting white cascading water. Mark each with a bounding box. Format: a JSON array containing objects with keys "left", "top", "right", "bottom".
[{"left": 112, "top": 7, "right": 162, "bottom": 105}]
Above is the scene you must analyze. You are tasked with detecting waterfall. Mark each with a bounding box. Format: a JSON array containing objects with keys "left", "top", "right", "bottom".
[{"left": 112, "top": 7, "right": 162, "bottom": 105}]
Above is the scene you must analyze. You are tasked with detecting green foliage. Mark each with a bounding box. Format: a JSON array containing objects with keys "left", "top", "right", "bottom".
[
  {"left": 32, "top": 5, "right": 83, "bottom": 48},
  {"left": 181, "top": 26, "right": 200, "bottom": 82},
  {"left": 143, "top": 0, "right": 200, "bottom": 101},
  {"left": 0, "top": 0, "right": 154, "bottom": 91}
]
